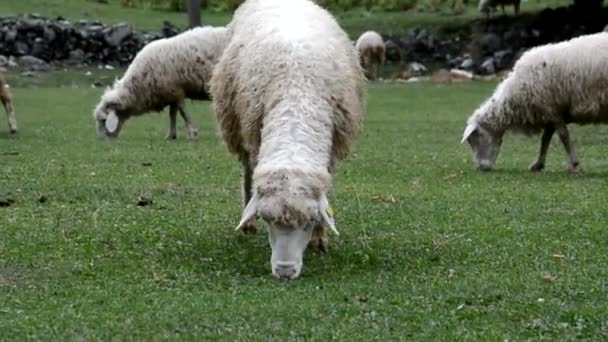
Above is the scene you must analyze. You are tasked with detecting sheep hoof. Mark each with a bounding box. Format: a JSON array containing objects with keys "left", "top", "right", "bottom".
[
  {"left": 9, "top": 128, "right": 17, "bottom": 134},
  {"left": 568, "top": 164, "right": 580, "bottom": 175},
  {"left": 188, "top": 129, "right": 199, "bottom": 141},
  {"left": 529, "top": 162, "right": 544, "bottom": 172},
  {"left": 165, "top": 133, "right": 177, "bottom": 140},
  {"left": 239, "top": 223, "right": 257, "bottom": 234}
]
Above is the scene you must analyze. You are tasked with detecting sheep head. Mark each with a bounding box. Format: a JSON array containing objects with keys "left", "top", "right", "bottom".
[
  {"left": 462, "top": 121, "right": 503, "bottom": 171},
  {"left": 93, "top": 88, "right": 125, "bottom": 139},
  {"left": 236, "top": 171, "right": 336, "bottom": 280}
]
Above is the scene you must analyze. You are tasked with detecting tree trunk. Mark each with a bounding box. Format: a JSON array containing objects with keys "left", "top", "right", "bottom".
[{"left": 188, "top": 0, "right": 202, "bottom": 28}]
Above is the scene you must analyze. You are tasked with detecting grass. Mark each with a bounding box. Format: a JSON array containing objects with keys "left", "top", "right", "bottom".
[
  {"left": 1, "top": 0, "right": 573, "bottom": 38},
  {"left": 2, "top": 76, "right": 608, "bottom": 339}
]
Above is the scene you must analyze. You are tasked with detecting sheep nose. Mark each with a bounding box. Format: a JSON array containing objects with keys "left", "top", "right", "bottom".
[
  {"left": 274, "top": 264, "right": 297, "bottom": 280},
  {"left": 477, "top": 160, "right": 493, "bottom": 172}
]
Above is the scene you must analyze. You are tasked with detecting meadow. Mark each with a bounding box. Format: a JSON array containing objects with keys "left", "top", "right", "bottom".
[{"left": 1, "top": 77, "right": 608, "bottom": 339}]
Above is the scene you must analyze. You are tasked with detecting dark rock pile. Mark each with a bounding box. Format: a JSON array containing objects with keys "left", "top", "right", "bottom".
[
  {"left": 0, "top": 14, "right": 182, "bottom": 69},
  {"left": 382, "top": 4, "right": 608, "bottom": 75}
]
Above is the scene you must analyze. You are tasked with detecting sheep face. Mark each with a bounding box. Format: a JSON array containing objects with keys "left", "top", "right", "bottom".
[
  {"left": 237, "top": 191, "right": 336, "bottom": 280},
  {"left": 93, "top": 101, "right": 124, "bottom": 139},
  {"left": 462, "top": 122, "right": 503, "bottom": 171}
]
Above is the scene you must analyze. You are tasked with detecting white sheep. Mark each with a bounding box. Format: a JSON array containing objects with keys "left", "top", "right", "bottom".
[
  {"left": 462, "top": 32, "right": 608, "bottom": 173},
  {"left": 210, "top": 0, "right": 366, "bottom": 279},
  {"left": 0, "top": 74, "right": 17, "bottom": 134},
  {"left": 479, "top": 0, "right": 520, "bottom": 17},
  {"left": 355, "top": 30, "right": 385, "bottom": 81},
  {"left": 93, "top": 26, "right": 227, "bottom": 140}
]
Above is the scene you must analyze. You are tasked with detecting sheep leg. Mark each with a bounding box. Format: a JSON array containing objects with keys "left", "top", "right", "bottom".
[
  {"left": 166, "top": 104, "right": 178, "bottom": 140},
  {"left": 529, "top": 124, "right": 555, "bottom": 172},
  {"left": 177, "top": 104, "right": 199, "bottom": 141},
  {"left": 373, "top": 63, "right": 379, "bottom": 81},
  {"left": 556, "top": 125, "right": 580, "bottom": 173},
  {"left": 239, "top": 154, "right": 257, "bottom": 234},
  {"left": 1, "top": 97, "right": 17, "bottom": 134},
  {"left": 309, "top": 224, "right": 328, "bottom": 255}
]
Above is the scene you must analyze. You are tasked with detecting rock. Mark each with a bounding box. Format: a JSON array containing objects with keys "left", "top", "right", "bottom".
[
  {"left": 31, "top": 37, "right": 46, "bottom": 58},
  {"left": 19, "top": 55, "right": 47, "bottom": 66},
  {"left": 460, "top": 58, "right": 474, "bottom": 70},
  {"left": 104, "top": 22, "right": 132, "bottom": 46},
  {"left": 384, "top": 39, "right": 401, "bottom": 62},
  {"left": 69, "top": 49, "right": 85, "bottom": 62},
  {"left": 161, "top": 20, "right": 180, "bottom": 38},
  {"left": 407, "top": 62, "right": 428, "bottom": 76},
  {"left": 8, "top": 56, "right": 18, "bottom": 68},
  {"left": 21, "top": 71, "right": 38, "bottom": 77},
  {"left": 479, "top": 33, "right": 501, "bottom": 53},
  {"left": 480, "top": 57, "right": 496, "bottom": 74},
  {"left": 0, "top": 55, "right": 7, "bottom": 67},
  {"left": 493, "top": 49, "right": 513, "bottom": 70},
  {"left": 4, "top": 29, "right": 17, "bottom": 43},
  {"left": 15, "top": 41, "right": 30, "bottom": 55}
]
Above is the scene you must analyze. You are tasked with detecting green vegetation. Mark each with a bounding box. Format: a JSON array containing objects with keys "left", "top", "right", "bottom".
[
  {"left": 2, "top": 76, "right": 608, "bottom": 339},
  {"left": 1, "top": 0, "right": 573, "bottom": 37}
]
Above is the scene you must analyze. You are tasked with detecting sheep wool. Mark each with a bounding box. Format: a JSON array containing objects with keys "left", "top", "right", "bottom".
[
  {"left": 463, "top": 32, "right": 608, "bottom": 172},
  {"left": 210, "top": 0, "right": 366, "bottom": 279},
  {"left": 93, "top": 26, "right": 228, "bottom": 140}
]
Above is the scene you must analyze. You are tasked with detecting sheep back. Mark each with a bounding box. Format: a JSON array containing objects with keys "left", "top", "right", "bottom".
[
  {"left": 104, "top": 26, "right": 227, "bottom": 116},
  {"left": 211, "top": 0, "right": 366, "bottom": 162},
  {"left": 471, "top": 32, "right": 608, "bottom": 133}
]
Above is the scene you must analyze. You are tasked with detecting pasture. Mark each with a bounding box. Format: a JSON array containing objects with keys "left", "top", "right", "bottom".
[{"left": 1, "top": 78, "right": 608, "bottom": 339}]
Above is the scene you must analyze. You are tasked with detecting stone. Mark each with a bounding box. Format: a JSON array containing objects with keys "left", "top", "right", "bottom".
[
  {"left": 384, "top": 39, "right": 401, "bottom": 62},
  {"left": 0, "top": 55, "right": 7, "bottom": 67},
  {"left": 493, "top": 49, "right": 513, "bottom": 70},
  {"left": 460, "top": 58, "right": 474, "bottom": 70},
  {"left": 408, "top": 62, "right": 428, "bottom": 76},
  {"left": 19, "top": 55, "right": 47, "bottom": 66},
  {"left": 104, "top": 22, "right": 133, "bottom": 46},
  {"left": 480, "top": 57, "right": 496, "bottom": 75},
  {"left": 479, "top": 33, "right": 501, "bottom": 53}
]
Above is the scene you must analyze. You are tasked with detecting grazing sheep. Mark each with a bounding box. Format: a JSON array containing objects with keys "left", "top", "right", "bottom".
[
  {"left": 211, "top": 0, "right": 366, "bottom": 279},
  {"left": 462, "top": 33, "right": 608, "bottom": 173},
  {"left": 355, "top": 31, "right": 385, "bottom": 80},
  {"left": 479, "top": 0, "right": 520, "bottom": 17},
  {"left": 93, "top": 26, "right": 227, "bottom": 140},
  {"left": 0, "top": 74, "right": 17, "bottom": 134}
]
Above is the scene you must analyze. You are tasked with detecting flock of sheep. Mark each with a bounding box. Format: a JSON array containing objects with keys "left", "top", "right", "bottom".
[{"left": 3, "top": 0, "right": 608, "bottom": 279}]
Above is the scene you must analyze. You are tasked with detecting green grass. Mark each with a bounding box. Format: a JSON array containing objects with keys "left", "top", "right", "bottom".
[
  {"left": 2, "top": 78, "right": 608, "bottom": 339},
  {"left": 1, "top": 0, "right": 573, "bottom": 37}
]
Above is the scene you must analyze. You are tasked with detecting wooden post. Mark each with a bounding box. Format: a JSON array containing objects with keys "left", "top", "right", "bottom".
[{"left": 187, "top": 0, "right": 202, "bottom": 28}]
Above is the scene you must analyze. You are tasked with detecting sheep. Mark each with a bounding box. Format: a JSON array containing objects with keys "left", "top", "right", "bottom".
[
  {"left": 0, "top": 74, "right": 17, "bottom": 134},
  {"left": 479, "top": 0, "right": 520, "bottom": 17},
  {"left": 93, "top": 26, "right": 227, "bottom": 140},
  {"left": 461, "top": 32, "right": 608, "bottom": 173},
  {"left": 355, "top": 31, "right": 385, "bottom": 81},
  {"left": 210, "top": 0, "right": 366, "bottom": 279}
]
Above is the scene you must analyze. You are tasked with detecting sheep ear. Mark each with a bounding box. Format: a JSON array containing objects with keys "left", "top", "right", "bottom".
[
  {"left": 319, "top": 194, "right": 338, "bottom": 236},
  {"left": 105, "top": 110, "right": 119, "bottom": 134},
  {"left": 461, "top": 122, "right": 478, "bottom": 144},
  {"left": 236, "top": 193, "right": 259, "bottom": 231}
]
